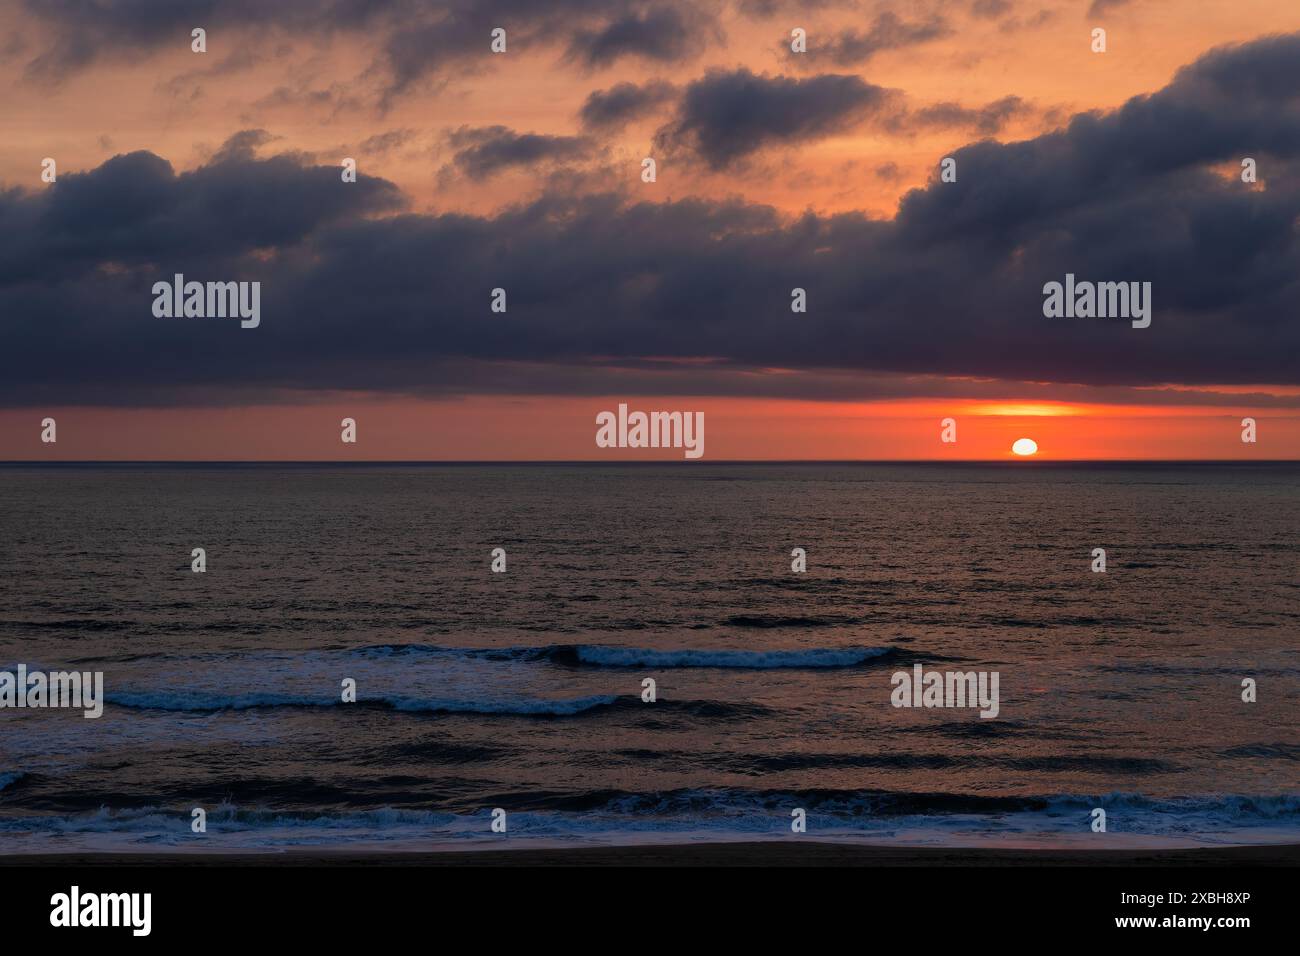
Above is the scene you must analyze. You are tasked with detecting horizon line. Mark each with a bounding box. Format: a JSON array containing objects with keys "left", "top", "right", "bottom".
[{"left": 2, "top": 459, "right": 1296, "bottom": 466}]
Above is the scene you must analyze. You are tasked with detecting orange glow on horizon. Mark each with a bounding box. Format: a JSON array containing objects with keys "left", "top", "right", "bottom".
[{"left": 2, "top": 395, "right": 1296, "bottom": 461}]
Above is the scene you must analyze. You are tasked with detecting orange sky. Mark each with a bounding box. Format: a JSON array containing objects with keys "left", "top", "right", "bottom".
[
  {"left": 5, "top": 396, "right": 1296, "bottom": 460},
  {"left": 2, "top": 0, "right": 1298, "bottom": 460},
  {"left": 6, "top": 0, "right": 1299, "bottom": 218}
]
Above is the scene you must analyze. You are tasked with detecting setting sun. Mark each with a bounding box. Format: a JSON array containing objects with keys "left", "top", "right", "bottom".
[{"left": 1012, "top": 438, "right": 1039, "bottom": 456}]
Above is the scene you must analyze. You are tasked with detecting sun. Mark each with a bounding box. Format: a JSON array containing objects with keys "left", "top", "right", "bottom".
[{"left": 1011, "top": 438, "right": 1039, "bottom": 456}]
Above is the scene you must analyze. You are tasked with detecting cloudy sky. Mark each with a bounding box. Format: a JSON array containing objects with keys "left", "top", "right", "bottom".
[{"left": 1, "top": 0, "right": 1297, "bottom": 459}]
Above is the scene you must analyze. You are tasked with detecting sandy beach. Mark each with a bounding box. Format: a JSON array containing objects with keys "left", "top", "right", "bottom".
[{"left": 4, "top": 842, "right": 1296, "bottom": 867}]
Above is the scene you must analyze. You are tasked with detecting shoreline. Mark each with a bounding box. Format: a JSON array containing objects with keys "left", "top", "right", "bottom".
[{"left": 3, "top": 842, "right": 1296, "bottom": 866}]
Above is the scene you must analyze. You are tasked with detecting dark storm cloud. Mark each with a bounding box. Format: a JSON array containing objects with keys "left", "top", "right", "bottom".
[
  {"left": 2, "top": 34, "right": 1299, "bottom": 406},
  {"left": 657, "top": 68, "right": 898, "bottom": 169},
  {"left": 448, "top": 127, "right": 592, "bottom": 180},
  {"left": 0, "top": 131, "right": 401, "bottom": 285},
  {"left": 894, "top": 31, "right": 1300, "bottom": 239},
  {"left": 579, "top": 80, "right": 677, "bottom": 131},
  {"left": 789, "top": 13, "right": 952, "bottom": 67}
]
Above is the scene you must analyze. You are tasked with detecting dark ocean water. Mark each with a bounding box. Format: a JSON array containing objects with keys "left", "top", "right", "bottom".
[{"left": 0, "top": 462, "right": 1296, "bottom": 852}]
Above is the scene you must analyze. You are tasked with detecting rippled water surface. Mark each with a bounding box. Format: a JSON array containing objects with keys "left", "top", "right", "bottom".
[{"left": 0, "top": 463, "right": 1296, "bottom": 851}]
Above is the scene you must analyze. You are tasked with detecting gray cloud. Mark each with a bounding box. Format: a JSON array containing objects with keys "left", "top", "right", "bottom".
[
  {"left": 971, "top": 0, "right": 1013, "bottom": 19},
  {"left": 1088, "top": 0, "right": 1134, "bottom": 16},
  {"left": 891, "top": 95, "right": 1034, "bottom": 135},
  {"left": 18, "top": 0, "right": 719, "bottom": 103},
  {"left": 448, "top": 126, "right": 592, "bottom": 180},
  {"left": 565, "top": 5, "right": 714, "bottom": 68},
  {"left": 357, "top": 128, "right": 418, "bottom": 155},
  {"left": 579, "top": 80, "right": 677, "bottom": 131},
  {"left": 656, "top": 68, "right": 898, "bottom": 169},
  {"left": 737, "top": 0, "right": 854, "bottom": 15},
  {"left": 788, "top": 12, "right": 951, "bottom": 67},
  {"left": 19, "top": 0, "right": 370, "bottom": 80}
]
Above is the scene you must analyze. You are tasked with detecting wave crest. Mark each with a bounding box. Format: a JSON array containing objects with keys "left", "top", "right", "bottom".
[
  {"left": 352, "top": 643, "right": 893, "bottom": 669},
  {"left": 105, "top": 691, "right": 619, "bottom": 716}
]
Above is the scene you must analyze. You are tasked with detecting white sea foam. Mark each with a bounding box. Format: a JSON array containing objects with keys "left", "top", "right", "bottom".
[
  {"left": 570, "top": 645, "right": 891, "bottom": 668},
  {"left": 105, "top": 690, "right": 619, "bottom": 716},
  {"left": 0, "top": 792, "right": 1295, "bottom": 855}
]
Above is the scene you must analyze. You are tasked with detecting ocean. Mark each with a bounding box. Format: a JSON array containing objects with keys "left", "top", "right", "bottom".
[{"left": 0, "top": 462, "right": 1296, "bottom": 853}]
